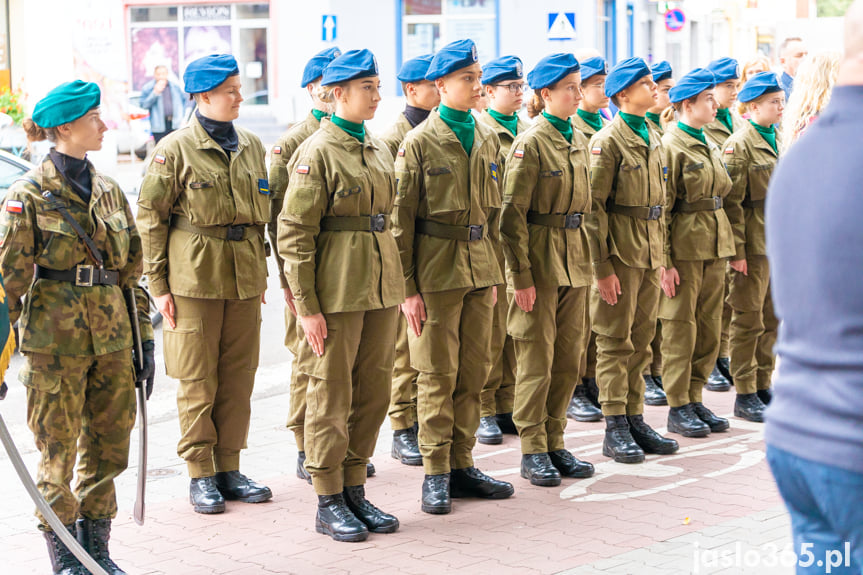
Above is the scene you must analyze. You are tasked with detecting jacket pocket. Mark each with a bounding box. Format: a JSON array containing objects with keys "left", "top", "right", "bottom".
[
  {"left": 424, "top": 163, "right": 466, "bottom": 215},
  {"left": 182, "top": 170, "right": 232, "bottom": 226}
]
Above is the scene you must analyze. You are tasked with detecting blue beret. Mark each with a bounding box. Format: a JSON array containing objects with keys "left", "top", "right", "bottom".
[
  {"left": 605, "top": 57, "right": 652, "bottom": 97},
  {"left": 668, "top": 68, "right": 716, "bottom": 103},
  {"left": 425, "top": 39, "right": 478, "bottom": 81},
  {"left": 527, "top": 53, "right": 580, "bottom": 90},
  {"left": 738, "top": 71, "right": 784, "bottom": 103},
  {"left": 707, "top": 57, "right": 740, "bottom": 83},
  {"left": 580, "top": 57, "right": 609, "bottom": 82},
  {"left": 651, "top": 61, "right": 673, "bottom": 83},
  {"left": 322, "top": 49, "right": 379, "bottom": 85},
  {"left": 301, "top": 47, "right": 342, "bottom": 87},
  {"left": 184, "top": 54, "right": 239, "bottom": 94},
  {"left": 481, "top": 55, "right": 524, "bottom": 85},
  {"left": 32, "top": 80, "right": 101, "bottom": 129},
  {"left": 398, "top": 54, "right": 434, "bottom": 83}
]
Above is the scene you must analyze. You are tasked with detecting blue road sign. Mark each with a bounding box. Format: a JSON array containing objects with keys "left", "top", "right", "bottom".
[
  {"left": 664, "top": 8, "right": 685, "bottom": 32},
  {"left": 322, "top": 14, "right": 337, "bottom": 42},
  {"left": 547, "top": 12, "right": 576, "bottom": 41}
]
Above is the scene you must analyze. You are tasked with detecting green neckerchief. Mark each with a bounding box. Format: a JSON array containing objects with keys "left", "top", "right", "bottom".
[
  {"left": 331, "top": 115, "right": 365, "bottom": 143},
  {"left": 439, "top": 104, "right": 476, "bottom": 155},
  {"left": 312, "top": 108, "right": 328, "bottom": 122},
  {"left": 716, "top": 107, "right": 734, "bottom": 134},
  {"left": 542, "top": 110, "right": 573, "bottom": 143},
  {"left": 749, "top": 119, "right": 778, "bottom": 154},
  {"left": 618, "top": 111, "right": 650, "bottom": 146},
  {"left": 645, "top": 111, "right": 663, "bottom": 133},
  {"left": 487, "top": 108, "right": 519, "bottom": 137},
  {"left": 577, "top": 108, "right": 604, "bottom": 133},
  {"left": 677, "top": 121, "right": 707, "bottom": 145}
]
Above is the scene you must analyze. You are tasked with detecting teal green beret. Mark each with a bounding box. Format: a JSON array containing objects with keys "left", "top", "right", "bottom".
[{"left": 32, "top": 80, "right": 101, "bottom": 128}]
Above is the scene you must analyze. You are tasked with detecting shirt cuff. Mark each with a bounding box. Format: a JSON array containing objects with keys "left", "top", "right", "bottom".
[
  {"left": 404, "top": 277, "right": 419, "bottom": 299},
  {"left": 295, "top": 297, "right": 321, "bottom": 317},
  {"left": 510, "top": 269, "right": 535, "bottom": 290},
  {"left": 593, "top": 261, "right": 616, "bottom": 280},
  {"left": 148, "top": 276, "right": 170, "bottom": 298}
]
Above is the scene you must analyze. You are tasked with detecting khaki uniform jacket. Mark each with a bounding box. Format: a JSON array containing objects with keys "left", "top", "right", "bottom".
[
  {"left": 572, "top": 112, "right": 610, "bottom": 139},
  {"left": 392, "top": 109, "right": 505, "bottom": 297},
  {"left": 662, "top": 128, "right": 735, "bottom": 267},
  {"left": 704, "top": 110, "right": 746, "bottom": 149},
  {"left": 278, "top": 118, "right": 404, "bottom": 316},
  {"left": 500, "top": 114, "right": 593, "bottom": 290},
  {"left": 477, "top": 109, "right": 529, "bottom": 166},
  {"left": 380, "top": 113, "right": 414, "bottom": 161},
  {"left": 586, "top": 114, "right": 667, "bottom": 278},
  {"left": 723, "top": 122, "right": 779, "bottom": 260},
  {"left": 0, "top": 157, "right": 153, "bottom": 356},
  {"left": 137, "top": 114, "right": 269, "bottom": 300}
]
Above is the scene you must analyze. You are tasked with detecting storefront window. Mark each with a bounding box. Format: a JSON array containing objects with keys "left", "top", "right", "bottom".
[{"left": 401, "top": 0, "right": 497, "bottom": 67}]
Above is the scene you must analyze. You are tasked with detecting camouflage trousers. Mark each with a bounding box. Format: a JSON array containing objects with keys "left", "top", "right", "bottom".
[{"left": 19, "top": 349, "right": 136, "bottom": 528}]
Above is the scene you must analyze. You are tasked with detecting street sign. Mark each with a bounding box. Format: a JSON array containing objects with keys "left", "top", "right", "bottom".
[
  {"left": 547, "top": 12, "right": 576, "bottom": 41},
  {"left": 664, "top": 8, "right": 685, "bottom": 32},
  {"left": 322, "top": 14, "right": 337, "bottom": 42}
]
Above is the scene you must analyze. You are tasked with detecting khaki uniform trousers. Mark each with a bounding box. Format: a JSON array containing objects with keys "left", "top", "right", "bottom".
[
  {"left": 581, "top": 332, "right": 597, "bottom": 379},
  {"left": 480, "top": 291, "right": 516, "bottom": 417},
  {"left": 728, "top": 256, "right": 776, "bottom": 394},
  {"left": 718, "top": 269, "right": 733, "bottom": 358},
  {"left": 21, "top": 350, "right": 135, "bottom": 527},
  {"left": 300, "top": 307, "right": 398, "bottom": 495},
  {"left": 167, "top": 294, "right": 262, "bottom": 478},
  {"left": 511, "top": 286, "right": 589, "bottom": 454},
  {"left": 592, "top": 258, "right": 662, "bottom": 417},
  {"left": 645, "top": 321, "right": 663, "bottom": 376},
  {"left": 410, "top": 287, "right": 494, "bottom": 475},
  {"left": 284, "top": 309, "right": 308, "bottom": 450},
  {"left": 658, "top": 259, "right": 726, "bottom": 407},
  {"left": 388, "top": 315, "right": 419, "bottom": 431}
]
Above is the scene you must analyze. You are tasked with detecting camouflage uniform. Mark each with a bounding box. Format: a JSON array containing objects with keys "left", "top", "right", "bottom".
[{"left": 0, "top": 157, "right": 152, "bottom": 528}]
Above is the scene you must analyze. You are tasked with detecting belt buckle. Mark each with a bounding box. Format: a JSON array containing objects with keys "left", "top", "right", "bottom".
[
  {"left": 226, "top": 225, "right": 245, "bottom": 241},
  {"left": 565, "top": 213, "right": 582, "bottom": 229},
  {"left": 76, "top": 265, "right": 94, "bottom": 287},
  {"left": 648, "top": 205, "right": 663, "bottom": 220},
  {"left": 468, "top": 225, "right": 483, "bottom": 242},
  {"left": 713, "top": 196, "right": 723, "bottom": 210},
  {"left": 370, "top": 214, "right": 385, "bottom": 233}
]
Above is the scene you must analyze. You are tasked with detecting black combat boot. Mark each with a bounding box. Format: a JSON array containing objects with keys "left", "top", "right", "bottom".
[
  {"left": 476, "top": 416, "right": 504, "bottom": 445},
  {"left": 421, "top": 473, "right": 451, "bottom": 514},
  {"left": 520, "top": 453, "right": 562, "bottom": 486},
  {"left": 567, "top": 384, "right": 603, "bottom": 422},
  {"left": 315, "top": 493, "right": 369, "bottom": 542},
  {"left": 757, "top": 388, "right": 772, "bottom": 405},
  {"left": 651, "top": 374, "right": 664, "bottom": 389},
  {"left": 706, "top": 363, "right": 732, "bottom": 392},
  {"left": 450, "top": 467, "right": 515, "bottom": 499},
  {"left": 734, "top": 393, "right": 766, "bottom": 422},
  {"left": 296, "top": 451, "right": 312, "bottom": 484},
  {"left": 77, "top": 518, "right": 126, "bottom": 575},
  {"left": 602, "top": 415, "right": 645, "bottom": 463},
  {"left": 44, "top": 524, "right": 87, "bottom": 575},
  {"left": 628, "top": 414, "right": 679, "bottom": 454},
  {"left": 716, "top": 357, "right": 734, "bottom": 384},
  {"left": 692, "top": 402, "right": 730, "bottom": 432},
  {"left": 214, "top": 471, "right": 272, "bottom": 503},
  {"left": 583, "top": 377, "right": 601, "bottom": 409},
  {"left": 548, "top": 449, "right": 595, "bottom": 478},
  {"left": 391, "top": 427, "right": 423, "bottom": 465},
  {"left": 495, "top": 412, "right": 518, "bottom": 435},
  {"left": 668, "top": 404, "right": 711, "bottom": 437},
  {"left": 343, "top": 485, "right": 399, "bottom": 533},
  {"left": 367, "top": 462, "right": 376, "bottom": 477},
  {"left": 643, "top": 374, "right": 668, "bottom": 406},
  {"left": 189, "top": 476, "right": 226, "bottom": 514}
]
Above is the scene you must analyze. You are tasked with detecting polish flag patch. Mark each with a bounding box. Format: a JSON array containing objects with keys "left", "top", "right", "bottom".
[
  {"left": 273, "top": 146, "right": 282, "bottom": 155},
  {"left": 591, "top": 146, "right": 602, "bottom": 155},
  {"left": 397, "top": 148, "right": 405, "bottom": 157},
  {"left": 513, "top": 149, "right": 524, "bottom": 159},
  {"left": 725, "top": 146, "right": 734, "bottom": 154},
  {"left": 153, "top": 154, "right": 166, "bottom": 164},
  {"left": 296, "top": 165, "right": 310, "bottom": 174},
  {"left": 5, "top": 200, "right": 23, "bottom": 213}
]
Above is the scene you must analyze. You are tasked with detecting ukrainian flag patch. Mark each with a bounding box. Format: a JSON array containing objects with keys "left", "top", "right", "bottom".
[
  {"left": 258, "top": 178, "right": 269, "bottom": 194},
  {"left": 490, "top": 162, "right": 498, "bottom": 182}
]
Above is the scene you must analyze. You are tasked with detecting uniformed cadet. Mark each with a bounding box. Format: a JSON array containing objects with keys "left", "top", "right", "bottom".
[
  {"left": 267, "top": 47, "right": 342, "bottom": 483},
  {"left": 393, "top": 39, "right": 514, "bottom": 515},
  {"left": 137, "top": 54, "right": 272, "bottom": 514},
  {"left": 704, "top": 57, "right": 746, "bottom": 392},
  {"left": 723, "top": 72, "right": 785, "bottom": 422},
  {"left": 278, "top": 49, "right": 404, "bottom": 543},
  {"left": 475, "top": 54, "right": 529, "bottom": 445},
  {"left": 1, "top": 81, "right": 154, "bottom": 575},
  {"left": 659, "top": 68, "right": 735, "bottom": 438},
  {"left": 500, "top": 53, "right": 595, "bottom": 487},
  {"left": 381, "top": 53, "right": 439, "bottom": 467},
  {"left": 586, "top": 58, "right": 679, "bottom": 464},
  {"left": 567, "top": 56, "right": 611, "bottom": 423}
]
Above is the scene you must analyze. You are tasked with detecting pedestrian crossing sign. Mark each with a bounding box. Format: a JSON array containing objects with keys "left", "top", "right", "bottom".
[{"left": 548, "top": 12, "right": 576, "bottom": 41}]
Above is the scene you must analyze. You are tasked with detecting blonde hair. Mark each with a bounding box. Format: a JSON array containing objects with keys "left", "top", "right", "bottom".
[
  {"left": 780, "top": 52, "right": 840, "bottom": 150},
  {"left": 737, "top": 56, "right": 771, "bottom": 115}
]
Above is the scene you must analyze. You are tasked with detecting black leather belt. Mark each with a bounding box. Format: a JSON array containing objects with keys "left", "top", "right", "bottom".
[{"left": 35, "top": 265, "right": 119, "bottom": 287}]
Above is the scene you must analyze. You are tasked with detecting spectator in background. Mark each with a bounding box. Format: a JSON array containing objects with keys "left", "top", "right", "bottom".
[
  {"left": 780, "top": 52, "right": 840, "bottom": 149},
  {"left": 778, "top": 37, "right": 808, "bottom": 101},
  {"left": 738, "top": 56, "right": 771, "bottom": 117},
  {"left": 765, "top": 1, "right": 863, "bottom": 572},
  {"left": 140, "top": 64, "right": 188, "bottom": 143}
]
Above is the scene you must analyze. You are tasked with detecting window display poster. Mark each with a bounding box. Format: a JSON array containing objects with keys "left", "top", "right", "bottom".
[
  {"left": 184, "top": 25, "right": 232, "bottom": 66},
  {"left": 130, "top": 27, "right": 179, "bottom": 91}
]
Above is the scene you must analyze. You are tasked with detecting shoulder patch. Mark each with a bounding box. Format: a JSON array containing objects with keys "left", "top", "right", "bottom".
[
  {"left": 397, "top": 148, "right": 405, "bottom": 157},
  {"left": 296, "top": 164, "right": 310, "bottom": 175},
  {"left": 724, "top": 146, "right": 734, "bottom": 154},
  {"left": 513, "top": 149, "right": 524, "bottom": 159},
  {"left": 490, "top": 162, "right": 498, "bottom": 182},
  {"left": 591, "top": 146, "right": 602, "bottom": 155},
  {"left": 273, "top": 146, "right": 282, "bottom": 155},
  {"left": 5, "top": 200, "right": 23, "bottom": 214},
  {"left": 153, "top": 154, "right": 166, "bottom": 164}
]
